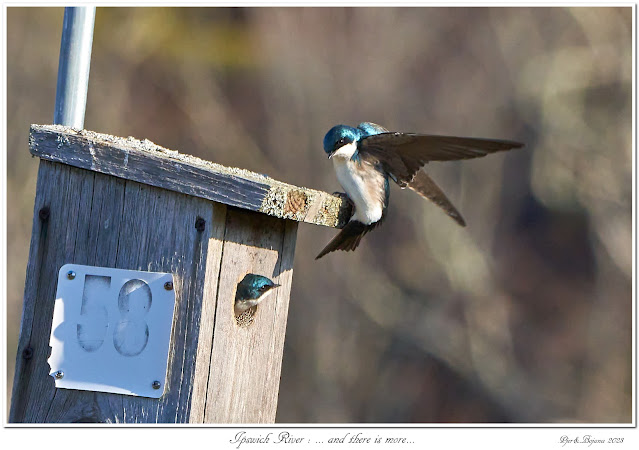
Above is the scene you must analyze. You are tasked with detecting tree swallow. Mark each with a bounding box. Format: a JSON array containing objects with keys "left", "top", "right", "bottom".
[
  {"left": 235, "top": 274, "right": 280, "bottom": 312},
  {"left": 316, "top": 122, "right": 523, "bottom": 259}
]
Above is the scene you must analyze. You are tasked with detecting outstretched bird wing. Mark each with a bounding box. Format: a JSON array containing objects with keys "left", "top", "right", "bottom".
[
  {"left": 357, "top": 123, "right": 522, "bottom": 227},
  {"left": 360, "top": 131, "right": 523, "bottom": 182}
]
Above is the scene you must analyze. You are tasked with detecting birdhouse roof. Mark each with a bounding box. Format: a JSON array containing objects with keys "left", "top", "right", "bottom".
[{"left": 29, "top": 124, "right": 351, "bottom": 229}]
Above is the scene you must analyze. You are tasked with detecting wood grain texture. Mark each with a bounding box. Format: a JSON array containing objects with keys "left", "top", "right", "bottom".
[
  {"left": 11, "top": 159, "right": 297, "bottom": 423},
  {"left": 10, "top": 160, "right": 64, "bottom": 423},
  {"left": 29, "top": 124, "right": 352, "bottom": 229},
  {"left": 9, "top": 160, "right": 227, "bottom": 423},
  {"left": 188, "top": 202, "right": 228, "bottom": 424},
  {"left": 202, "top": 208, "right": 297, "bottom": 423}
]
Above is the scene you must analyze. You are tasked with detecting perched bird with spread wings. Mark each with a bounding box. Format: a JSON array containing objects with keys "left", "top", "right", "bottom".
[{"left": 316, "top": 122, "right": 523, "bottom": 259}]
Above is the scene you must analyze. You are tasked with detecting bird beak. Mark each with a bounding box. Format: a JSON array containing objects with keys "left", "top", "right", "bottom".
[
  {"left": 272, "top": 283, "right": 281, "bottom": 288},
  {"left": 328, "top": 151, "right": 335, "bottom": 159}
]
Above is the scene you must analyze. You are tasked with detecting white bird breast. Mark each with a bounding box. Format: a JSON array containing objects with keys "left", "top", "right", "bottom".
[
  {"left": 331, "top": 142, "right": 384, "bottom": 225},
  {"left": 236, "top": 288, "right": 276, "bottom": 311}
]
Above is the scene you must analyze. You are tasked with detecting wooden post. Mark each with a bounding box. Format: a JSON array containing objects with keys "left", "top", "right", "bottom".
[{"left": 10, "top": 125, "right": 351, "bottom": 423}]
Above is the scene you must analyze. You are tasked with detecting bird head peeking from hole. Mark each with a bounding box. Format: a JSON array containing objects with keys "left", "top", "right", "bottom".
[{"left": 235, "top": 274, "right": 280, "bottom": 313}]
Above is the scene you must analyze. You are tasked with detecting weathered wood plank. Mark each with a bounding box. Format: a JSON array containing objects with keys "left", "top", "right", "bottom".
[
  {"left": 203, "top": 208, "right": 297, "bottom": 423},
  {"left": 29, "top": 124, "right": 352, "bottom": 229},
  {"left": 189, "top": 203, "right": 228, "bottom": 423},
  {"left": 263, "top": 219, "right": 297, "bottom": 417},
  {"left": 109, "top": 184, "right": 223, "bottom": 423},
  {"left": 10, "top": 161, "right": 94, "bottom": 422},
  {"left": 13, "top": 128, "right": 302, "bottom": 423},
  {"left": 9, "top": 160, "right": 235, "bottom": 423},
  {"left": 10, "top": 160, "right": 60, "bottom": 423},
  {"left": 40, "top": 171, "right": 126, "bottom": 423}
]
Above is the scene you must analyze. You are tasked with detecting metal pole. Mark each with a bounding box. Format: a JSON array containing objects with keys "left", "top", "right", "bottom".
[{"left": 53, "top": 7, "right": 96, "bottom": 129}]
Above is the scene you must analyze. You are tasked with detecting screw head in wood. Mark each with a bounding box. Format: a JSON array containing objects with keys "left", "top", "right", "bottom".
[
  {"left": 152, "top": 381, "right": 161, "bottom": 390},
  {"left": 195, "top": 217, "right": 206, "bottom": 232},
  {"left": 22, "top": 347, "right": 33, "bottom": 360},
  {"left": 67, "top": 271, "right": 76, "bottom": 280},
  {"left": 55, "top": 371, "right": 64, "bottom": 379},
  {"left": 38, "top": 206, "right": 50, "bottom": 221},
  {"left": 164, "top": 281, "right": 173, "bottom": 291}
]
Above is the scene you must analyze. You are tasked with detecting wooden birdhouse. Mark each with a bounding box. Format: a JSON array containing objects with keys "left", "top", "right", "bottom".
[
  {"left": 9, "top": 125, "right": 351, "bottom": 423},
  {"left": 10, "top": 7, "right": 351, "bottom": 423}
]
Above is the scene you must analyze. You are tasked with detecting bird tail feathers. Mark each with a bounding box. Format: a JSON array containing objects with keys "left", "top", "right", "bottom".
[{"left": 315, "top": 221, "right": 372, "bottom": 259}]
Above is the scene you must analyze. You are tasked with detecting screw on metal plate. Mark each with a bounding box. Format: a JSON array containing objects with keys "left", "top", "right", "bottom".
[
  {"left": 67, "top": 270, "right": 76, "bottom": 280},
  {"left": 152, "top": 381, "right": 161, "bottom": 390},
  {"left": 164, "top": 281, "right": 173, "bottom": 291},
  {"left": 55, "top": 371, "right": 64, "bottom": 379}
]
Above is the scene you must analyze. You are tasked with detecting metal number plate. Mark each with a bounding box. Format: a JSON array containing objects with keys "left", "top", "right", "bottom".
[{"left": 48, "top": 264, "right": 176, "bottom": 398}]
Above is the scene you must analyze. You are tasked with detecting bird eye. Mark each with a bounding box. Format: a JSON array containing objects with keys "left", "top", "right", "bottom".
[{"left": 337, "top": 138, "right": 345, "bottom": 145}]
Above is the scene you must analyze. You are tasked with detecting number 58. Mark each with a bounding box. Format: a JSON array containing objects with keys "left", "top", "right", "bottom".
[{"left": 77, "top": 275, "right": 153, "bottom": 357}]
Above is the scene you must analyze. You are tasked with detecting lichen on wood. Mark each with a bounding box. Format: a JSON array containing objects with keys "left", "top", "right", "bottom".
[{"left": 29, "top": 124, "right": 352, "bottom": 229}]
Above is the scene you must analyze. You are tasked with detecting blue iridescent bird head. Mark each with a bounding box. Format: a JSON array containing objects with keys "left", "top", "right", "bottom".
[
  {"left": 235, "top": 274, "right": 280, "bottom": 312},
  {"left": 323, "top": 125, "right": 362, "bottom": 158}
]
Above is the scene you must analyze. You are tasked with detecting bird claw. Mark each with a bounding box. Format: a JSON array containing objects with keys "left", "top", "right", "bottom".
[
  {"left": 332, "top": 191, "right": 354, "bottom": 207},
  {"left": 332, "top": 192, "right": 354, "bottom": 227}
]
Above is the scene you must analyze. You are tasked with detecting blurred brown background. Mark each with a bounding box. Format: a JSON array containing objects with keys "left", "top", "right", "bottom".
[{"left": 6, "top": 7, "right": 632, "bottom": 422}]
